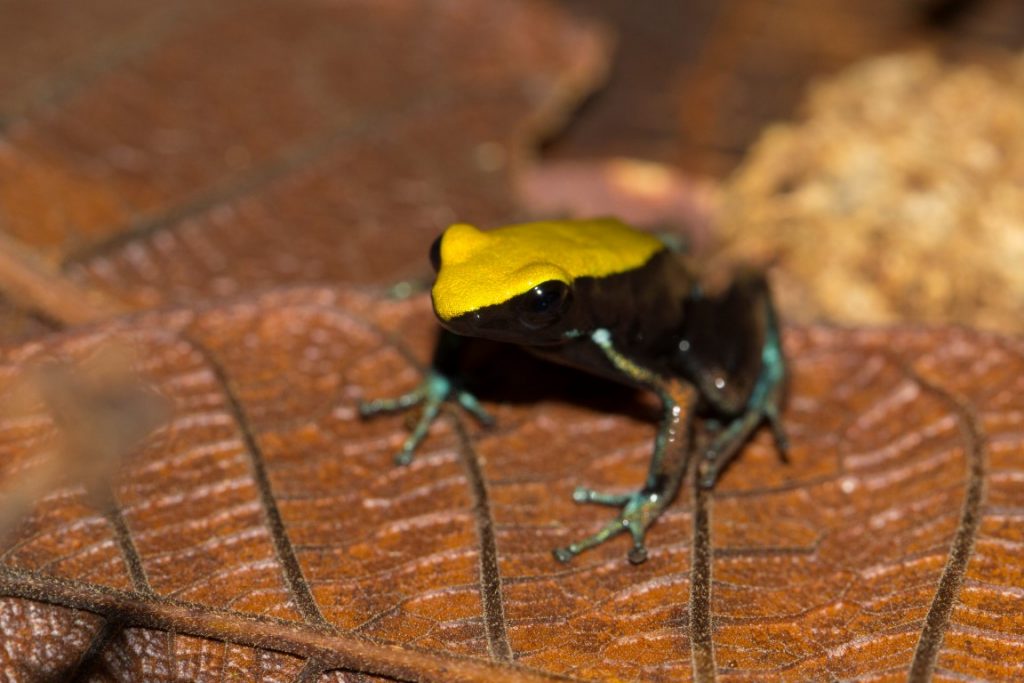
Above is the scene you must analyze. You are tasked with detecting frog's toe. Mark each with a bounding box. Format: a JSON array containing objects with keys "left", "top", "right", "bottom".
[
  {"left": 552, "top": 546, "right": 577, "bottom": 563},
  {"left": 553, "top": 489, "right": 666, "bottom": 564},
  {"left": 571, "top": 486, "right": 632, "bottom": 506},
  {"left": 358, "top": 387, "right": 426, "bottom": 417},
  {"left": 765, "top": 402, "right": 789, "bottom": 457},
  {"left": 699, "top": 398, "right": 787, "bottom": 488},
  {"left": 455, "top": 389, "right": 495, "bottom": 426},
  {"left": 699, "top": 418, "right": 755, "bottom": 487},
  {"left": 393, "top": 398, "right": 442, "bottom": 465},
  {"left": 361, "top": 371, "right": 493, "bottom": 466}
]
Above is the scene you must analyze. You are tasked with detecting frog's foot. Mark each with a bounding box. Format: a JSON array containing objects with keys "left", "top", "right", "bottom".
[
  {"left": 699, "top": 302, "right": 789, "bottom": 487},
  {"left": 553, "top": 486, "right": 670, "bottom": 565},
  {"left": 359, "top": 371, "right": 493, "bottom": 465},
  {"left": 698, "top": 394, "right": 788, "bottom": 488}
]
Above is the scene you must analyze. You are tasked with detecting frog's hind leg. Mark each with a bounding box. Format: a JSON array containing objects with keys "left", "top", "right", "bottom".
[
  {"left": 554, "top": 382, "right": 697, "bottom": 564},
  {"left": 698, "top": 299, "right": 788, "bottom": 488},
  {"left": 553, "top": 329, "right": 698, "bottom": 564}
]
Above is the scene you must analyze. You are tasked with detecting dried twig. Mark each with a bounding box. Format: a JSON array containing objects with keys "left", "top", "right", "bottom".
[{"left": 0, "top": 231, "right": 130, "bottom": 326}]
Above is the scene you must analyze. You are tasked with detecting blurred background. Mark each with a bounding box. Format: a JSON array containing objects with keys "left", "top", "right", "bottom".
[
  {"left": 552, "top": 0, "right": 1024, "bottom": 174},
  {"left": 549, "top": 0, "right": 1024, "bottom": 333},
  {"left": 2, "top": 0, "right": 1024, "bottom": 336}
]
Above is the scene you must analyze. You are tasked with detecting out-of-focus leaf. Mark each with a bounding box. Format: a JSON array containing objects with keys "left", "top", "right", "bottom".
[
  {"left": 0, "top": 298, "right": 54, "bottom": 345},
  {"left": 516, "top": 158, "right": 719, "bottom": 252},
  {"left": 0, "top": 286, "right": 1020, "bottom": 681},
  {"left": 0, "top": 0, "right": 608, "bottom": 308}
]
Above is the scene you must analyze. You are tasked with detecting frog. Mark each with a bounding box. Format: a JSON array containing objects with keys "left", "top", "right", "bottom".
[{"left": 360, "top": 218, "right": 787, "bottom": 564}]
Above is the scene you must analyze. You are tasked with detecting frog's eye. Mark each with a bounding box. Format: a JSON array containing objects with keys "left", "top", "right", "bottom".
[
  {"left": 517, "top": 280, "right": 571, "bottom": 329},
  {"left": 429, "top": 234, "right": 443, "bottom": 272}
]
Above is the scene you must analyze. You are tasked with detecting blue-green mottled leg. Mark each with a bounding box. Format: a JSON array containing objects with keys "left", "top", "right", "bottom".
[
  {"left": 554, "top": 486, "right": 669, "bottom": 565},
  {"left": 698, "top": 304, "right": 788, "bottom": 488},
  {"left": 360, "top": 330, "right": 493, "bottom": 465},
  {"left": 553, "top": 330, "right": 696, "bottom": 565}
]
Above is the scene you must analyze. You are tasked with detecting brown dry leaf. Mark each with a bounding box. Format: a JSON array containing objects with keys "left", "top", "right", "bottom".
[
  {"left": 3, "top": 2, "right": 1024, "bottom": 681},
  {"left": 0, "top": 285, "right": 1020, "bottom": 681},
  {"left": 0, "top": 0, "right": 608, "bottom": 310},
  {"left": 0, "top": 299, "right": 54, "bottom": 345}
]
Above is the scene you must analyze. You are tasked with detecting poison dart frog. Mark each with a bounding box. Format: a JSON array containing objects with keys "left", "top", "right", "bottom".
[{"left": 360, "top": 218, "right": 787, "bottom": 564}]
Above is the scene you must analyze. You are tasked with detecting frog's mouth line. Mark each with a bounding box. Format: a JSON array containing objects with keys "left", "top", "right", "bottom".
[
  {"left": 435, "top": 250, "right": 682, "bottom": 349},
  {"left": 437, "top": 306, "right": 573, "bottom": 347}
]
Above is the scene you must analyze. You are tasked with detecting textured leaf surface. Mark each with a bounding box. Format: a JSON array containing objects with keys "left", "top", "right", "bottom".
[{"left": 0, "top": 286, "right": 1021, "bottom": 681}]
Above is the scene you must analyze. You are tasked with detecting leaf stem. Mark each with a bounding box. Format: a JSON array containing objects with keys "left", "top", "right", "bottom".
[{"left": 0, "top": 567, "right": 573, "bottom": 683}]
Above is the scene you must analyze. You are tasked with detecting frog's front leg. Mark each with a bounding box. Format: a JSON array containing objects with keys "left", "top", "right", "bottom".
[
  {"left": 554, "top": 329, "right": 698, "bottom": 565},
  {"left": 698, "top": 298, "right": 788, "bottom": 488},
  {"left": 359, "top": 329, "right": 493, "bottom": 464}
]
